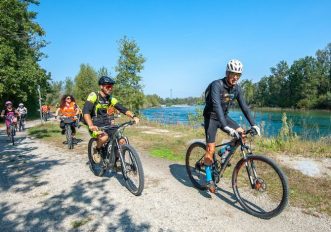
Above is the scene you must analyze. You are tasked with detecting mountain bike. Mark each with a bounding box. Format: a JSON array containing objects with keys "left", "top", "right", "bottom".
[
  {"left": 6, "top": 115, "right": 16, "bottom": 145},
  {"left": 87, "top": 121, "right": 144, "bottom": 196},
  {"left": 18, "top": 114, "right": 26, "bottom": 131},
  {"left": 60, "top": 116, "right": 76, "bottom": 149},
  {"left": 185, "top": 129, "right": 289, "bottom": 219}
]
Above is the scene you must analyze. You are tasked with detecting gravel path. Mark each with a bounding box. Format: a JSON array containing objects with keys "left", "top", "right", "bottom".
[{"left": 0, "top": 120, "right": 330, "bottom": 232}]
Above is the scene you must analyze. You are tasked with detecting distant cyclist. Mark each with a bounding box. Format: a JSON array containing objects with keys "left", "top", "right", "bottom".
[
  {"left": 203, "top": 59, "right": 261, "bottom": 193},
  {"left": 83, "top": 76, "right": 139, "bottom": 157},
  {"left": 1, "top": 101, "right": 19, "bottom": 136},
  {"left": 17, "top": 103, "right": 28, "bottom": 130},
  {"left": 41, "top": 104, "right": 50, "bottom": 120},
  {"left": 55, "top": 95, "right": 80, "bottom": 139}
]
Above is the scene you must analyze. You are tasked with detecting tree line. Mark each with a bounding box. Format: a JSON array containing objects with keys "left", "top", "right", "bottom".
[
  {"left": 143, "top": 94, "right": 204, "bottom": 108},
  {"left": 240, "top": 43, "right": 331, "bottom": 109},
  {"left": 0, "top": 0, "right": 50, "bottom": 116}
]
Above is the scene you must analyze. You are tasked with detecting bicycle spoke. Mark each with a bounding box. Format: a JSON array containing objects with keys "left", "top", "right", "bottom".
[{"left": 233, "top": 156, "right": 288, "bottom": 218}]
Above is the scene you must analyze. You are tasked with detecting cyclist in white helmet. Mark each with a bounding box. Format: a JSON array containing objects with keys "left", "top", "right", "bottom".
[
  {"left": 17, "top": 103, "right": 28, "bottom": 116},
  {"left": 17, "top": 103, "right": 28, "bottom": 130},
  {"left": 203, "top": 59, "right": 261, "bottom": 193}
]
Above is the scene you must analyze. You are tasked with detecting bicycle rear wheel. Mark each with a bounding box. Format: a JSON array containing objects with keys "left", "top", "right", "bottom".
[
  {"left": 120, "top": 144, "right": 144, "bottom": 196},
  {"left": 65, "top": 125, "right": 73, "bottom": 149},
  {"left": 87, "top": 138, "right": 105, "bottom": 177},
  {"left": 232, "top": 155, "right": 289, "bottom": 219},
  {"left": 185, "top": 142, "right": 207, "bottom": 190}
]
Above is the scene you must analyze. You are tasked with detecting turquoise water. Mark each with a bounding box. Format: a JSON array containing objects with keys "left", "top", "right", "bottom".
[{"left": 140, "top": 106, "right": 331, "bottom": 139}]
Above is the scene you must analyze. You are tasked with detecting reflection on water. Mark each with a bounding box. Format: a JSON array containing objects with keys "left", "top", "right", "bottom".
[{"left": 140, "top": 106, "right": 331, "bottom": 140}]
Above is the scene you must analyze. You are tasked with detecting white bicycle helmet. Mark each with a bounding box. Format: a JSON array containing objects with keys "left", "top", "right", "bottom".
[
  {"left": 226, "top": 59, "right": 243, "bottom": 73},
  {"left": 19, "top": 103, "right": 24, "bottom": 107}
]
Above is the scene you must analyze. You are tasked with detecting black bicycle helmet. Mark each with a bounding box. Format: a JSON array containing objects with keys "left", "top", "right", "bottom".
[{"left": 98, "top": 76, "right": 115, "bottom": 85}]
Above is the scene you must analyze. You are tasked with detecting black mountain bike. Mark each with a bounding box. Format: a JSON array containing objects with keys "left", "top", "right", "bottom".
[
  {"left": 60, "top": 116, "right": 76, "bottom": 149},
  {"left": 186, "top": 129, "right": 289, "bottom": 219},
  {"left": 87, "top": 121, "right": 144, "bottom": 196}
]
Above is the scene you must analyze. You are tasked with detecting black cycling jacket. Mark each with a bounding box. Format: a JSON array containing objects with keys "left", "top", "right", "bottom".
[{"left": 203, "top": 77, "right": 255, "bottom": 128}]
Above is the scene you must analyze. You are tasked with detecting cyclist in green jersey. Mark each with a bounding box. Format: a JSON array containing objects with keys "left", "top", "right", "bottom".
[{"left": 82, "top": 76, "right": 139, "bottom": 155}]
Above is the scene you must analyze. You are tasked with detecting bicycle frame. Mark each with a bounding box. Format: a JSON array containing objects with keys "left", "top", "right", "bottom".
[
  {"left": 100, "top": 121, "right": 134, "bottom": 178},
  {"left": 214, "top": 129, "right": 255, "bottom": 179}
]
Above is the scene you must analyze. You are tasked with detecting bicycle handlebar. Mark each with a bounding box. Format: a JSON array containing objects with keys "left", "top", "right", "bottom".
[{"left": 98, "top": 120, "right": 135, "bottom": 131}]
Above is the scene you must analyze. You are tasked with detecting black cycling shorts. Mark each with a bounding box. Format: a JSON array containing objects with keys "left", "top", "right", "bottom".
[{"left": 204, "top": 116, "right": 240, "bottom": 143}]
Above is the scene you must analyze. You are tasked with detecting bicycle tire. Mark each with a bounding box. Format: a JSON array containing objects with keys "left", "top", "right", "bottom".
[
  {"left": 65, "top": 125, "right": 73, "bottom": 149},
  {"left": 185, "top": 142, "right": 207, "bottom": 190},
  {"left": 232, "top": 155, "right": 289, "bottom": 219},
  {"left": 120, "top": 144, "right": 144, "bottom": 196},
  {"left": 11, "top": 125, "right": 15, "bottom": 145},
  {"left": 87, "top": 138, "right": 105, "bottom": 177}
]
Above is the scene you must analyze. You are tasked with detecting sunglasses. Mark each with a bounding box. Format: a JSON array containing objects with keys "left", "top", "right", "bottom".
[
  {"left": 66, "top": 97, "right": 71, "bottom": 100},
  {"left": 229, "top": 72, "right": 242, "bottom": 78},
  {"left": 104, "top": 85, "right": 113, "bottom": 89}
]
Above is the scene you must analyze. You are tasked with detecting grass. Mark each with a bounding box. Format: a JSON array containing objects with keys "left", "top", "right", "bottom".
[
  {"left": 150, "top": 148, "right": 182, "bottom": 161},
  {"left": 71, "top": 217, "right": 92, "bottom": 229},
  {"left": 254, "top": 137, "right": 331, "bottom": 158},
  {"left": 28, "top": 123, "right": 62, "bottom": 139}
]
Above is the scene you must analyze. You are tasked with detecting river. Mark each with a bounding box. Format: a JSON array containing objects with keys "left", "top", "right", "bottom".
[{"left": 140, "top": 106, "right": 331, "bottom": 139}]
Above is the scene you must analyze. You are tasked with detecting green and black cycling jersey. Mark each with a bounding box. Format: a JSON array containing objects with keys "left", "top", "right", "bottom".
[
  {"left": 82, "top": 92, "right": 128, "bottom": 119},
  {"left": 203, "top": 77, "right": 255, "bottom": 128}
]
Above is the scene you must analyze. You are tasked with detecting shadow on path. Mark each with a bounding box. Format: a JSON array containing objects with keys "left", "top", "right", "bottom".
[
  {"left": 0, "top": 131, "right": 61, "bottom": 193},
  {"left": 0, "top": 129, "right": 150, "bottom": 231},
  {"left": 169, "top": 163, "right": 247, "bottom": 214},
  {"left": 0, "top": 179, "right": 151, "bottom": 231}
]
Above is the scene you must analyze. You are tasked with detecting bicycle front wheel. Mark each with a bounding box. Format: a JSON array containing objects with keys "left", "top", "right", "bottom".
[
  {"left": 121, "top": 144, "right": 144, "bottom": 196},
  {"left": 11, "top": 125, "right": 15, "bottom": 145},
  {"left": 65, "top": 125, "right": 73, "bottom": 149},
  {"left": 232, "top": 155, "right": 289, "bottom": 219},
  {"left": 185, "top": 142, "right": 207, "bottom": 190}
]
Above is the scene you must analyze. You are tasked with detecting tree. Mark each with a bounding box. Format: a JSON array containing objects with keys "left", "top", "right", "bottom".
[
  {"left": 74, "top": 64, "right": 98, "bottom": 105},
  {"left": 46, "top": 81, "right": 63, "bottom": 105},
  {"left": 240, "top": 79, "right": 255, "bottom": 105},
  {"left": 0, "top": 0, "right": 50, "bottom": 114},
  {"left": 253, "top": 77, "right": 269, "bottom": 107},
  {"left": 64, "top": 77, "right": 74, "bottom": 95},
  {"left": 114, "top": 37, "right": 145, "bottom": 112},
  {"left": 288, "top": 56, "right": 319, "bottom": 108},
  {"left": 97, "top": 66, "right": 110, "bottom": 79},
  {"left": 268, "top": 61, "right": 289, "bottom": 107},
  {"left": 315, "top": 43, "right": 331, "bottom": 109},
  {"left": 144, "top": 94, "right": 163, "bottom": 108}
]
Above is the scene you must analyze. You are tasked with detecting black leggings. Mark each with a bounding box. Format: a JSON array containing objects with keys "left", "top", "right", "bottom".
[{"left": 60, "top": 121, "right": 76, "bottom": 134}]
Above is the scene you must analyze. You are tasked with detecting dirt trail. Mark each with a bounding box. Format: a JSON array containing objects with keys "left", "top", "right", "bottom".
[{"left": 0, "top": 120, "right": 330, "bottom": 232}]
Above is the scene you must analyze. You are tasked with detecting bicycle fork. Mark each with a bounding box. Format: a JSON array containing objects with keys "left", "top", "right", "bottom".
[{"left": 242, "top": 151, "right": 259, "bottom": 190}]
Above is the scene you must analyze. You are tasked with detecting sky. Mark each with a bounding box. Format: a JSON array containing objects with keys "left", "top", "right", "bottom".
[{"left": 31, "top": 0, "right": 331, "bottom": 98}]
